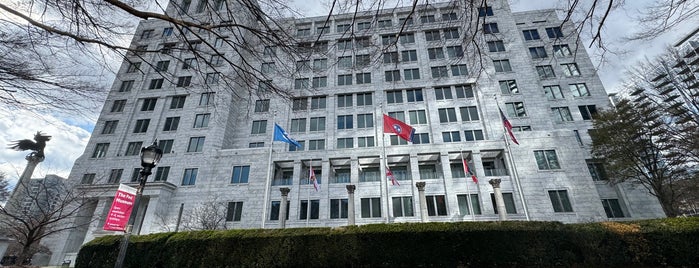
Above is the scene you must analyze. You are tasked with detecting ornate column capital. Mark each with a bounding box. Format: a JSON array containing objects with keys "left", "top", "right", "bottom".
[
  {"left": 488, "top": 178, "right": 501, "bottom": 188},
  {"left": 345, "top": 184, "right": 356, "bottom": 194},
  {"left": 415, "top": 181, "right": 426, "bottom": 190},
  {"left": 280, "top": 187, "right": 291, "bottom": 196}
]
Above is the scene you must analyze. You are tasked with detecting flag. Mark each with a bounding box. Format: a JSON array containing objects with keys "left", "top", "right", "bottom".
[
  {"left": 383, "top": 114, "right": 415, "bottom": 142},
  {"left": 309, "top": 166, "right": 319, "bottom": 191},
  {"left": 498, "top": 108, "right": 519, "bottom": 145},
  {"left": 386, "top": 165, "right": 400, "bottom": 186},
  {"left": 273, "top": 123, "right": 301, "bottom": 147},
  {"left": 462, "top": 158, "right": 478, "bottom": 183}
]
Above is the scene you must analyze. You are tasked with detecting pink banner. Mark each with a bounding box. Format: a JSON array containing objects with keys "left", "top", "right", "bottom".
[{"left": 103, "top": 184, "right": 137, "bottom": 231}]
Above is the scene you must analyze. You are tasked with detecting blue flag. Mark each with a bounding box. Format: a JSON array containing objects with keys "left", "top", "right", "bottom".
[{"left": 273, "top": 123, "right": 301, "bottom": 147}]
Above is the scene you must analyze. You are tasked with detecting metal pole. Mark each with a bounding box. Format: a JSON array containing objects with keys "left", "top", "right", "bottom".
[
  {"left": 174, "top": 203, "right": 184, "bottom": 232},
  {"left": 114, "top": 167, "right": 151, "bottom": 268}
]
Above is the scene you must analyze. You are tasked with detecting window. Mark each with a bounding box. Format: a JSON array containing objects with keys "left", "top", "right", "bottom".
[
  {"left": 102, "top": 120, "right": 118, "bottom": 134},
  {"left": 292, "top": 98, "right": 307, "bottom": 111},
  {"left": 311, "top": 76, "right": 327, "bottom": 88},
  {"left": 442, "top": 131, "right": 461, "bottom": 142},
  {"left": 182, "top": 168, "right": 198, "bottom": 185},
  {"left": 425, "top": 30, "right": 441, "bottom": 41},
  {"left": 546, "top": 27, "right": 564, "bottom": 38},
  {"left": 148, "top": 79, "right": 164, "bottom": 90},
  {"left": 399, "top": 33, "right": 415, "bottom": 44},
  {"left": 549, "top": 190, "right": 573, "bottom": 212},
  {"left": 270, "top": 200, "right": 290, "bottom": 220},
  {"left": 316, "top": 26, "right": 329, "bottom": 35},
  {"left": 308, "top": 139, "right": 325, "bottom": 150},
  {"left": 158, "top": 139, "right": 173, "bottom": 154},
  {"left": 383, "top": 52, "right": 398, "bottom": 64},
  {"left": 263, "top": 46, "right": 276, "bottom": 57},
  {"left": 336, "top": 138, "right": 353, "bottom": 149},
  {"left": 562, "top": 63, "right": 580, "bottom": 77},
  {"left": 522, "top": 29, "right": 540, "bottom": 40},
  {"left": 499, "top": 80, "right": 519, "bottom": 94},
  {"left": 385, "top": 70, "right": 401, "bottom": 82},
  {"left": 261, "top": 62, "right": 275, "bottom": 74},
  {"left": 386, "top": 90, "right": 403, "bottom": 104},
  {"left": 378, "top": 19, "right": 392, "bottom": 28},
  {"left": 311, "top": 96, "right": 326, "bottom": 110},
  {"left": 544, "top": 85, "right": 564, "bottom": 100},
  {"left": 487, "top": 40, "right": 505, "bottom": 52},
  {"left": 426, "top": 195, "right": 448, "bottom": 216},
  {"left": 493, "top": 59, "right": 512, "bottom": 72},
  {"left": 170, "top": 95, "right": 186, "bottom": 109},
  {"left": 225, "top": 202, "right": 243, "bottom": 221},
  {"left": 336, "top": 23, "right": 351, "bottom": 32},
  {"left": 296, "top": 28, "right": 310, "bottom": 37},
  {"left": 187, "top": 137, "right": 205, "bottom": 152},
  {"left": 586, "top": 160, "right": 608, "bottom": 181},
  {"left": 398, "top": 17, "right": 413, "bottom": 26},
  {"left": 401, "top": 50, "right": 418, "bottom": 62},
  {"left": 310, "top": 117, "right": 325, "bottom": 131},
  {"left": 460, "top": 106, "right": 480, "bottom": 121},
  {"left": 413, "top": 133, "right": 430, "bottom": 144},
  {"left": 108, "top": 169, "right": 123, "bottom": 184},
  {"left": 490, "top": 193, "right": 517, "bottom": 214},
  {"left": 478, "top": 6, "right": 494, "bottom": 16},
  {"left": 140, "top": 29, "right": 154, "bottom": 39},
  {"left": 442, "top": 12, "right": 457, "bottom": 21},
  {"left": 251, "top": 120, "right": 267, "bottom": 134},
  {"left": 176, "top": 76, "right": 192, "bottom": 87},
  {"left": 254, "top": 99, "right": 270, "bottom": 113},
  {"left": 455, "top": 85, "right": 474, "bottom": 98},
  {"left": 390, "top": 135, "right": 408, "bottom": 145},
  {"left": 155, "top": 60, "right": 170, "bottom": 72},
  {"left": 131, "top": 168, "right": 141, "bottom": 182},
  {"left": 505, "top": 102, "right": 527, "bottom": 117},
  {"left": 163, "top": 117, "right": 180, "bottom": 131},
  {"left": 602, "top": 199, "right": 625, "bottom": 218},
  {"left": 444, "top": 28, "right": 459, "bottom": 39},
  {"left": 355, "top": 55, "right": 370, "bottom": 68},
  {"left": 160, "top": 43, "right": 176, "bottom": 54},
  {"left": 553, "top": 44, "right": 572, "bottom": 57},
  {"left": 154, "top": 166, "right": 170, "bottom": 181},
  {"left": 438, "top": 108, "right": 458, "bottom": 123},
  {"left": 427, "top": 47, "right": 445, "bottom": 60},
  {"left": 534, "top": 150, "right": 560, "bottom": 170},
  {"left": 81, "top": 173, "right": 95, "bottom": 185},
  {"left": 294, "top": 78, "right": 309, "bottom": 89},
  {"left": 111, "top": 100, "right": 126, "bottom": 113},
  {"left": 405, "top": 89, "right": 423, "bottom": 102},
  {"left": 199, "top": 92, "right": 214, "bottom": 106},
  {"left": 337, "top": 115, "right": 353, "bottom": 129},
  {"left": 578, "top": 105, "right": 598, "bottom": 120},
  {"left": 187, "top": 40, "right": 202, "bottom": 50},
  {"left": 419, "top": 15, "right": 435, "bottom": 23},
  {"left": 290, "top": 118, "right": 306, "bottom": 133},
  {"left": 457, "top": 194, "right": 482, "bottom": 215},
  {"left": 451, "top": 65, "right": 468, "bottom": 76},
  {"left": 552, "top": 107, "right": 573, "bottom": 122},
  {"left": 337, "top": 39, "right": 352, "bottom": 50},
  {"left": 464, "top": 130, "right": 484, "bottom": 141},
  {"left": 213, "top": 0, "right": 225, "bottom": 10},
  {"left": 337, "top": 74, "right": 353, "bottom": 86},
  {"left": 249, "top": 142, "right": 264, "bottom": 148},
  {"left": 357, "top": 113, "right": 374, "bottom": 128},
  {"left": 483, "top": 23, "right": 499, "bottom": 34},
  {"left": 357, "top": 21, "right": 371, "bottom": 30},
  {"left": 570, "top": 83, "right": 590, "bottom": 97},
  {"left": 124, "top": 142, "right": 143, "bottom": 156},
  {"left": 404, "top": 69, "right": 420, "bottom": 80},
  {"left": 332, "top": 168, "right": 351, "bottom": 183},
  {"left": 392, "top": 196, "right": 414, "bottom": 217},
  {"left": 536, "top": 65, "right": 556, "bottom": 79},
  {"left": 312, "top": 58, "right": 327, "bottom": 71},
  {"left": 133, "top": 119, "right": 150, "bottom": 133},
  {"left": 356, "top": 73, "right": 371, "bottom": 84},
  {"left": 231, "top": 166, "right": 250, "bottom": 184},
  {"left": 447, "top": 46, "right": 464, "bottom": 58},
  {"left": 431, "top": 66, "right": 448, "bottom": 78},
  {"left": 337, "top": 56, "right": 352, "bottom": 69},
  {"left": 356, "top": 92, "right": 372, "bottom": 106},
  {"left": 299, "top": 200, "right": 320, "bottom": 220},
  {"left": 193, "top": 113, "right": 210, "bottom": 128},
  {"left": 182, "top": 58, "right": 195, "bottom": 70},
  {"left": 92, "top": 143, "right": 109, "bottom": 158},
  {"left": 205, "top": 72, "right": 219, "bottom": 84},
  {"left": 361, "top": 197, "right": 381, "bottom": 218},
  {"left": 529, "top": 47, "right": 548, "bottom": 59},
  {"left": 574, "top": 130, "right": 583, "bottom": 146},
  {"left": 434, "top": 87, "right": 452, "bottom": 100},
  {"left": 289, "top": 141, "right": 305, "bottom": 152},
  {"left": 119, "top": 80, "right": 134, "bottom": 92},
  {"left": 381, "top": 35, "right": 398, "bottom": 45},
  {"left": 330, "top": 199, "right": 348, "bottom": 219},
  {"left": 357, "top": 136, "right": 375, "bottom": 147}
]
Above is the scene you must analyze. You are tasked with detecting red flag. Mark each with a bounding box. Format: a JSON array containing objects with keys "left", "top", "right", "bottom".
[
  {"left": 383, "top": 114, "right": 415, "bottom": 142},
  {"left": 462, "top": 158, "right": 478, "bottom": 183},
  {"left": 386, "top": 166, "right": 400, "bottom": 186},
  {"left": 310, "top": 166, "right": 319, "bottom": 191},
  {"left": 499, "top": 108, "right": 519, "bottom": 145}
]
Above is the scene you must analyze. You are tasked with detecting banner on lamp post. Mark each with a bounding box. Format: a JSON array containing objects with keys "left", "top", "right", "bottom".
[{"left": 103, "top": 184, "right": 138, "bottom": 232}]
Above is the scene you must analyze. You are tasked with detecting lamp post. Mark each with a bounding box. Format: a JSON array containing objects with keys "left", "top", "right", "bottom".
[{"left": 114, "top": 142, "right": 162, "bottom": 268}]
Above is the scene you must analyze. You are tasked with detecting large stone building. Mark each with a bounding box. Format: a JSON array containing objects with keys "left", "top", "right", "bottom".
[{"left": 47, "top": 0, "right": 665, "bottom": 265}]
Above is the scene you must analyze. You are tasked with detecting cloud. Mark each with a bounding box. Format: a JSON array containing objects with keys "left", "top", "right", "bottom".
[{"left": 0, "top": 110, "right": 91, "bottom": 187}]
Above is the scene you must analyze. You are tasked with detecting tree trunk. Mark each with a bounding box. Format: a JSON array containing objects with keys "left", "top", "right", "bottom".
[{"left": 17, "top": 243, "right": 33, "bottom": 266}]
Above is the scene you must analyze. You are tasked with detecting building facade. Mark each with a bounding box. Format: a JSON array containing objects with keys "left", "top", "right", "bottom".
[{"left": 48, "top": 0, "right": 665, "bottom": 265}]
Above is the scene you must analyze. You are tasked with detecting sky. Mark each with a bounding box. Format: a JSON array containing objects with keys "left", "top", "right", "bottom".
[{"left": 0, "top": 0, "right": 696, "bottom": 189}]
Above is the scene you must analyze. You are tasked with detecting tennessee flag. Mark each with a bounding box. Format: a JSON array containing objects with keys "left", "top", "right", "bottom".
[
  {"left": 310, "top": 166, "right": 319, "bottom": 191},
  {"left": 462, "top": 158, "right": 478, "bottom": 183},
  {"left": 383, "top": 114, "right": 415, "bottom": 142},
  {"left": 386, "top": 166, "right": 400, "bottom": 186}
]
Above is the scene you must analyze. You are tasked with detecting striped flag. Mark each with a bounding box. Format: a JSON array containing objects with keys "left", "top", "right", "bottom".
[
  {"left": 499, "top": 108, "right": 520, "bottom": 145},
  {"left": 310, "top": 165, "right": 319, "bottom": 191},
  {"left": 386, "top": 166, "right": 400, "bottom": 186},
  {"left": 462, "top": 158, "right": 478, "bottom": 183}
]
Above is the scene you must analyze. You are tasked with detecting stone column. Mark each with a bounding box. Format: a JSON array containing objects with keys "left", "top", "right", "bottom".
[
  {"left": 416, "top": 182, "right": 428, "bottom": 222},
  {"left": 7, "top": 155, "right": 43, "bottom": 206},
  {"left": 279, "top": 187, "right": 290, "bottom": 228},
  {"left": 346, "top": 185, "right": 356, "bottom": 226},
  {"left": 489, "top": 179, "right": 507, "bottom": 221}
]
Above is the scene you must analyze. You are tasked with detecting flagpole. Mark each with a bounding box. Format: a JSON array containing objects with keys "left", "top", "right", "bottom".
[
  {"left": 379, "top": 104, "right": 390, "bottom": 223},
  {"left": 261, "top": 112, "right": 277, "bottom": 228},
  {"left": 495, "top": 100, "right": 530, "bottom": 221},
  {"left": 460, "top": 150, "right": 475, "bottom": 221},
  {"left": 306, "top": 160, "right": 311, "bottom": 226}
]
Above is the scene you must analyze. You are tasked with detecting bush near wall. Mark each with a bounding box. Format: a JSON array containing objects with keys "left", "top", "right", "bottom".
[{"left": 76, "top": 217, "right": 699, "bottom": 268}]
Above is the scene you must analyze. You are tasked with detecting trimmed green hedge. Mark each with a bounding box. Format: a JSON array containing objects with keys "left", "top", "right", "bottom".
[{"left": 76, "top": 217, "right": 699, "bottom": 267}]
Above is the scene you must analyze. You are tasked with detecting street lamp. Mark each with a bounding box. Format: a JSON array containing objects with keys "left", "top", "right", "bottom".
[{"left": 114, "top": 142, "right": 162, "bottom": 268}]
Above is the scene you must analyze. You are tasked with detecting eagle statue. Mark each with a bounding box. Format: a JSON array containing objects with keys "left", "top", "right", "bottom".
[{"left": 8, "top": 132, "right": 52, "bottom": 159}]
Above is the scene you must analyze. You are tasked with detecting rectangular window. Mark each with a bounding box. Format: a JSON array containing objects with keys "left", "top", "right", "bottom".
[
  {"left": 310, "top": 96, "right": 326, "bottom": 110},
  {"left": 124, "top": 142, "right": 142, "bottom": 156},
  {"left": 102, "top": 120, "right": 119, "bottom": 134},
  {"left": 460, "top": 106, "right": 480, "bottom": 121},
  {"left": 401, "top": 50, "right": 418, "bottom": 62},
  {"left": 420, "top": 15, "right": 435, "bottom": 23},
  {"left": 337, "top": 39, "right": 352, "bottom": 50},
  {"left": 404, "top": 68, "right": 420, "bottom": 80},
  {"left": 546, "top": 27, "right": 564, "bottom": 38},
  {"left": 499, "top": 80, "right": 519, "bottom": 94},
  {"left": 562, "top": 63, "right": 581, "bottom": 76},
  {"left": 464, "top": 130, "right": 485, "bottom": 141},
  {"left": 133, "top": 119, "right": 150, "bottom": 133},
  {"left": 269, "top": 200, "right": 290, "bottom": 220},
  {"left": 385, "top": 70, "right": 401, "bottom": 82},
  {"left": 444, "top": 28, "right": 459, "bottom": 39},
  {"left": 263, "top": 46, "right": 276, "bottom": 57},
  {"left": 413, "top": 133, "right": 430, "bottom": 144},
  {"left": 154, "top": 166, "right": 170, "bottom": 181},
  {"left": 406, "top": 89, "right": 423, "bottom": 102},
  {"left": 193, "top": 113, "right": 210, "bottom": 128},
  {"left": 457, "top": 194, "right": 482, "bottom": 215},
  {"left": 451, "top": 64, "right": 468, "bottom": 76},
  {"left": 158, "top": 139, "right": 173, "bottom": 154},
  {"left": 163, "top": 116, "right": 180, "bottom": 131},
  {"left": 570, "top": 83, "right": 590, "bottom": 97},
  {"left": 553, "top": 44, "right": 572, "bottom": 57},
  {"left": 336, "top": 24, "right": 350, "bottom": 32},
  {"left": 333, "top": 169, "right": 351, "bottom": 183},
  {"left": 392, "top": 196, "right": 414, "bottom": 217},
  {"left": 536, "top": 65, "right": 556, "bottom": 78},
  {"left": 352, "top": 73, "right": 371, "bottom": 84},
  {"left": 205, "top": 72, "right": 219, "bottom": 84},
  {"left": 296, "top": 28, "right": 310, "bottom": 37},
  {"left": 409, "top": 110, "right": 428, "bottom": 124},
  {"left": 337, "top": 74, "right": 353, "bottom": 86},
  {"left": 438, "top": 108, "right": 458, "bottom": 123},
  {"left": 119, "top": 80, "right": 134, "bottom": 92},
  {"left": 549, "top": 190, "right": 573, "bottom": 212},
  {"left": 355, "top": 55, "right": 370, "bottom": 68},
  {"left": 299, "top": 200, "right": 320, "bottom": 220},
  {"left": 455, "top": 85, "right": 474, "bottom": 98},
  {"left": 390, "top": 135, "right": 408, "bottom": 145},
  {"left": 529, "top": 47, "right": 548, "bottom": 59},
  {"left": 425, "top": 30, "right": 441, "bottom": 42},
  {"left": 261, "top": 62, "right": 275, "bottom": 74},
  {"left": 249, "top": 142, "right": 264, "bottom": 148},
  {"left": 254, "top": 99, "right": 270, "bottom": 112},
  {"left": 225, "top": 202, "right": 243, "bottom": 221},
  {"left": 182, "top": 168, "right": 198, "bottom": 185},
  {"left": 170, "top": 95, "right": 186, "bottom": 109},
  {"left": 309, "top": 117, "right": 326, "bottom": 131},
  {"left": 586, "top": 160, "right": 608, "bottom": 181},
  {"left": 534, "top": 150, "right": 561, "bottom": 170},
  {"left": 505, "top": 102, "right": 527, "bottom": 117},
  {"left": 160, "top": 43, "right": 176, "bottom": 54},
  {"left": 337, "top": 115, "right": 353, "bottom": 129},
  {"left": 127, "top": 62, "right": 141, "bottom": 73},
  {"left": 311, "top": 76, "right": 327, "bottom": 88},
  {"left": 199, "top": 92, "right": 214, "bottom": 106},
  {"left": 336, "top": 138, "right": 353, "bottom": 149},
  {"left": 357, "top": 136, "right": 375, "bottom": 147},
  {"left": 399, "top": 33, "right": 415, "bottom": 44},
  {"left": 330, "top": 199, "right": 349, "bottom": 219},
  {"left": 92, "top": 143, "right": 109, "bottom": 158},
  {"left": 357, "top": 21, "right": 371, "bottom": 30},
  {"left": 483, "top": 23, "right": 499, "bottom": 34},
  {"left": 442, "top": 131, "right": 461, "bottom": 142},
  {"left": 155, "top": 60, "right": 170, "bottom": 71},
  {"left": 381, "top": 35, "right": 397, "bottom": 45},
  {"left": 427, "top": 47, "right": 445, "bottom": 60},
  {"left": 289, "top": 141, "right": 304, "bottom": 152},
  {"left": 383, "top": 52, "right": 398, "bottom": 64},
  {"left": 111, "top": 99, "right": 126, "bottom": 113},
  {"left": 294, "top": 78, "right": 309, "bottom": 89},
  {"left": 251, "top": 120, "right": 267, "bottom": 134},
  {"left": 552, "top": 107, "right": 573, "bottom": 122},
  {"left": 337, "top": 56, "right": 352, "bottom": 69},
  {"left": 426, "top": 195, "right": 448, "bottom": 216},
  {"left": 183, "top": 58, "right": 195, "bottom": 69},
  {"left": 187, "top": 137, "right": 205, "bottom": 152},
  {"left": 108, "top": 169, "right": 123, "bottom": 184},
  {"left": 148, "top": 79, "right": 164, "bottom": 90},
  {"left": 356, "top": 92, "right": 372, "bottom": 106},
  {"left": 140, "top": 29, "right": 153, "bottom": 39},
  {"left": 602, "top": 199, "right": 625, "bottom": 218},
  {"left": 478, "top": 6, "right": 494, "bottom": 16},
  {"left": 386, "top": 90, "right": 403, "bottom": 104},
  {"left": 295, "top": 60, "right": 310, "bottom": 72},
  {"left": 442, "top": 12, "right": 457, "bottom": 20},
  {"left": 308, "top": 139, "right": 325, "bottom": 150},
  {"left": 378, "top": 19, "right": 392, "bottom": 28},
  {"left": 434, "top": 87, "right": 453, "bottom": 100},
  {"left": 231, "top": 166, "right": 250, "bottom": 184},
  {"left": 312, "top": 58, "right": 327, "bottom": 70},
  {"left": 579, "top": 105, "right": 598, "bottom": 120},
  {"left": 447, "top": 45, "right": 464, "bottom": 58},
  {"left": 399, "top": 17, "right": 413, "bottom": 26},
  {"left": 290, "top": 118, "right": 306, "bottom": 133},
  {"left": 176, "top": 76, "right": 192, "bottom": 87},
  {"left": 357, "top": 113, "right": 374, "bottom": 128},
  {"left": 292, "top": 98, "right": 307, "bottom": 111},
  {"left": 493, "top": 59, "right": 512, "bottom": 72},
  {"left": 544, "top": 85, "right": 564, "bottom": 100},
  {"left": 487, "top": 40, "right": 505, "bottom": 52},
  {"left": 361, "top": 197, "right": 382, "bottom": 218},
  {"left": 522, "top": 29, "right": 540, "bottom": 40},
  {"left": 490, "top": 193, "right": 517, "bottom": 214}
]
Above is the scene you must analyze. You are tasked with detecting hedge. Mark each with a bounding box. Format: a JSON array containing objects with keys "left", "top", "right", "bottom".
[{"left": 76, "top": 217, "right": 699, "bottom": 267}]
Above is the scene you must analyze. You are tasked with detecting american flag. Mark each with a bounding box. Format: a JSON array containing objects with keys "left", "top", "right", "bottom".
[
  {"left": 499, "top": 107, "right": 520, "bottom": 145},
  {"left": 462, "top": 158, "right": 478, "bottom": 183},
  {"left": 386, "top": 166, "right": 400, "bottom": 186}
]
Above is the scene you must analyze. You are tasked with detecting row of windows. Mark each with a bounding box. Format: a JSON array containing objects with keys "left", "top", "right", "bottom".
[
  {"left": 91, "top": 136, "right": 206, "bottom": 159},
  {"left": 102, "top": 113, "right": 210, "bottom": 135},
  {"left": 108, "top": 92, "right": 214, "bottom": 114}
]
